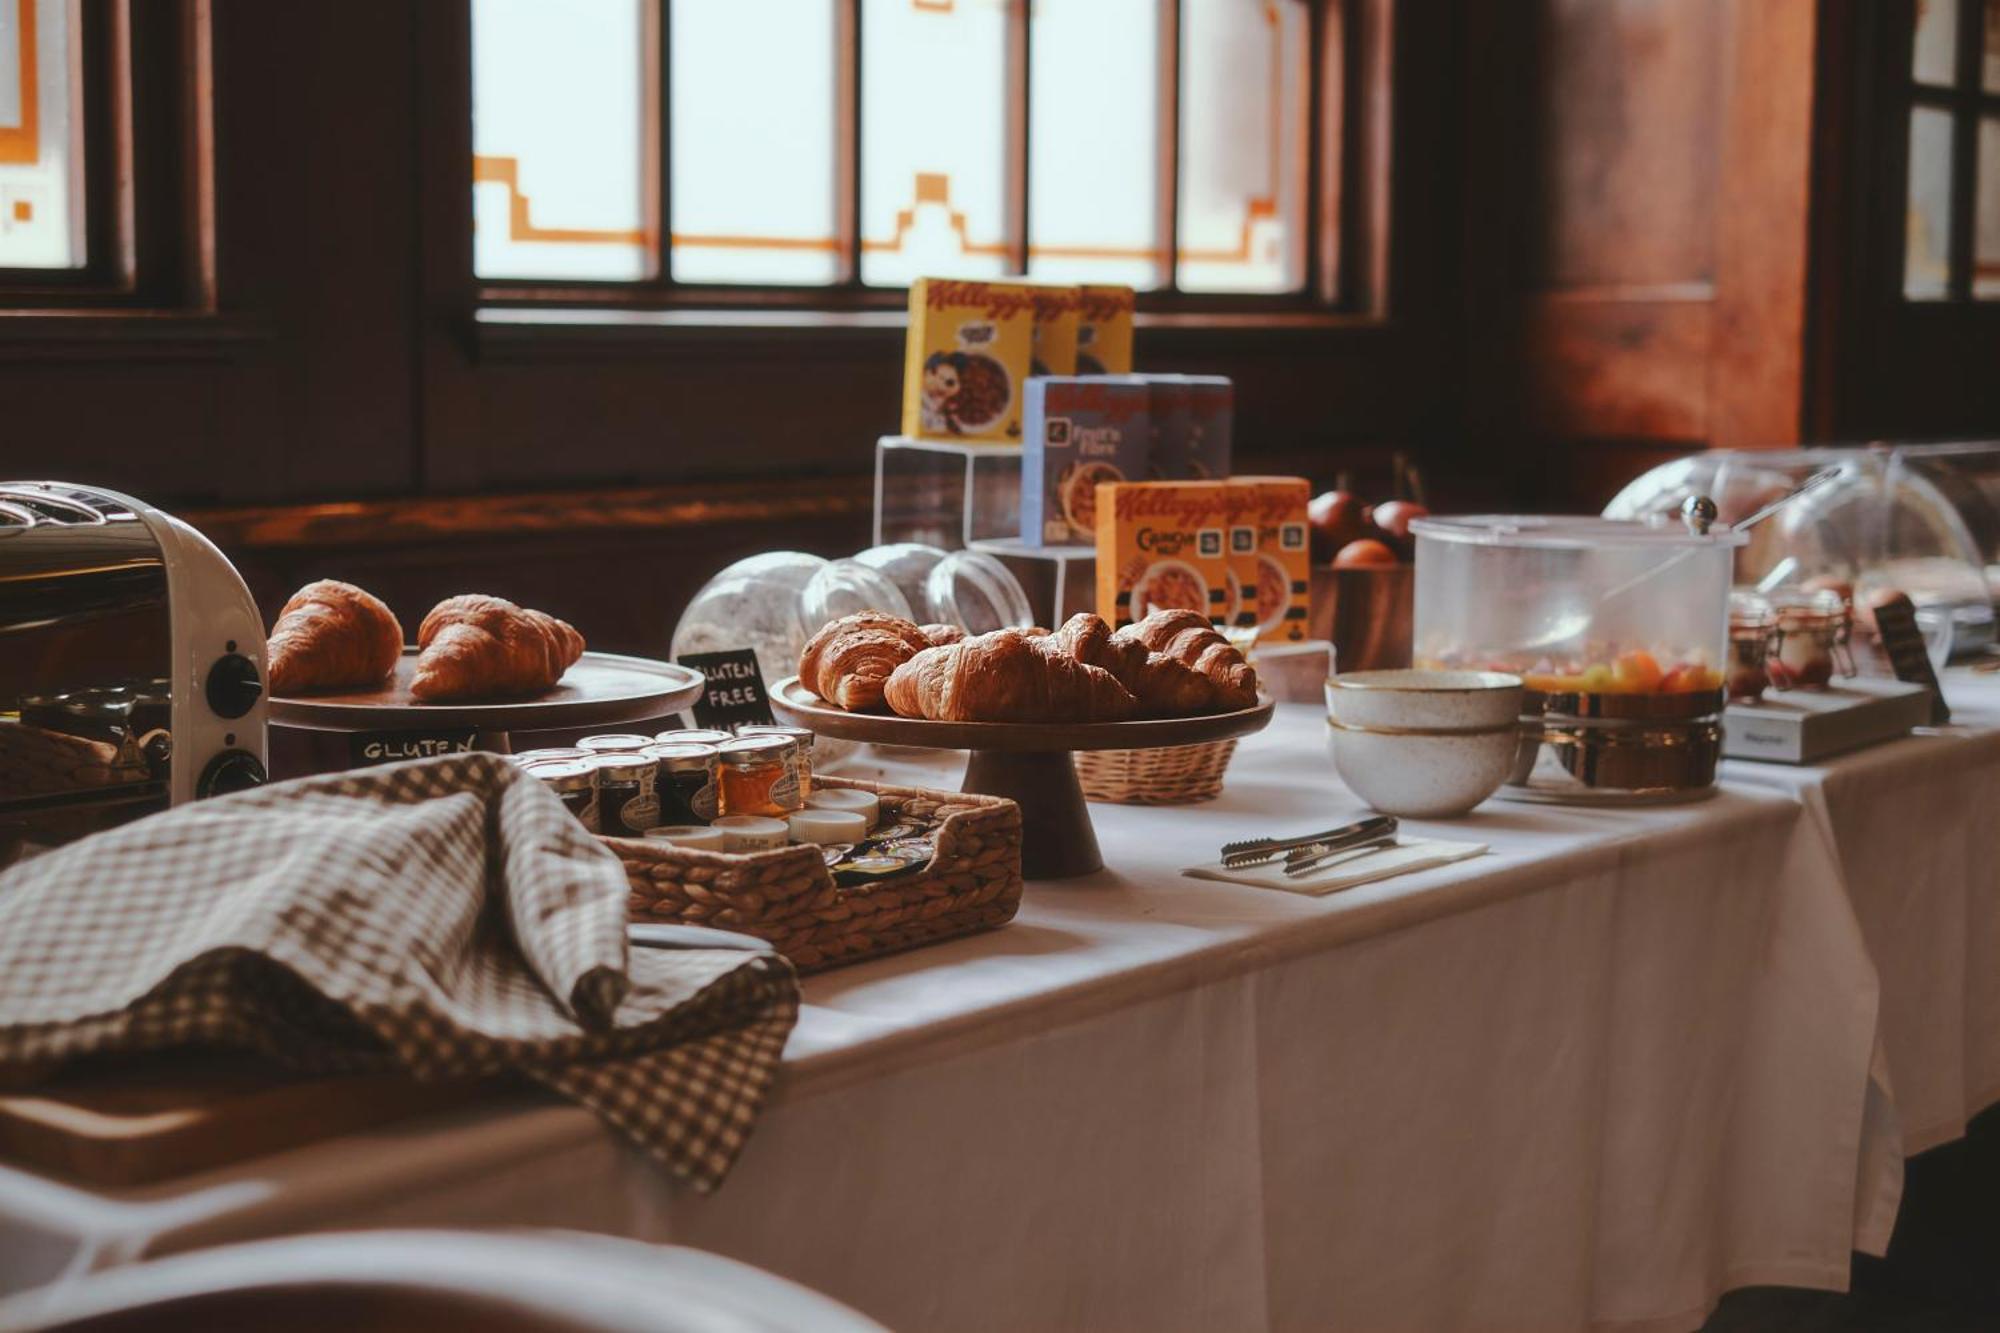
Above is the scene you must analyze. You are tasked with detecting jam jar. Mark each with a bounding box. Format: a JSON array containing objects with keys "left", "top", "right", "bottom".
[
  {"left": 1725, "top": 590, "right": 1776, "bottom": 702},
  {"left": 1768, "top": 588, "right": 1853, "bottom": 690},
  {"left": 716, "top": 734, "right": 803, "bottom": 817},
  {"left": 643, "top": 742, "right": 720, "bottom": 825},
  {"left": 527, "top": 759, "right": 599, "bottom": 832},
  {"left": 590, "top": 754, "right": 659, "bottom": 835}
]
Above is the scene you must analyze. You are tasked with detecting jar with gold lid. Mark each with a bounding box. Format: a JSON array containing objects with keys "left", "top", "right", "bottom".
[
  {"left": 733, "top": 723, "right": 815, "bottom": 797},
  {"left": 716, "top": 734, "right": 804, "bottom": 817},
  {"left": 1725, "top": 590, "right": 1776, "bottom": 702}
]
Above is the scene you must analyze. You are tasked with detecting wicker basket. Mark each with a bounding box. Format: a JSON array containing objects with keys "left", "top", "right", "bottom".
[
  {"left": 603, "top": 777, "right": 1022, "bottom": 973},
  {"left": 1074, "top": 738, "right": 1240, "bottom": 805}
]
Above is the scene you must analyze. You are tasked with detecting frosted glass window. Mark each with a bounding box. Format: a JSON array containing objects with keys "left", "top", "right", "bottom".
[
  {"left": 1977, "top": 117, "right": 2000, "bottom": 297},
  {"left": 0, "top": 0, "right": 82, "bottom": 270},
  {"left": 1912, "top": 0, "right": 1958, "bottom": 86},
  {"left": 473, "top": 0, "right": 654, "bottom": 280},
  {"left": 1905, "top": 107, "right": 1954, "bottom": 299},
  {"left": 1988, "top": 0, "right": 2000, "bottom": 92},
  {"left": 1177, "top": 0, "right": 1309, "bottom": 293},
  {"left": 670, "top": 1, "right": 838, "bottom": 285},
  {"left": 859, "top": 0, "right": 1012, "bottom": 287},
  {"left": 1027, "top": 0, "right": 1163, "bottom": 289}
]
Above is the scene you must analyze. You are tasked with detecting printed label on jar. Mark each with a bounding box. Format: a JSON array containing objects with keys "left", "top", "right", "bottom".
[
  {"left": 691, "top": 779, "right": 718, "bottom": 821},
  {"left": 769, "top": 769, "right": 802, "bottom": 812}
]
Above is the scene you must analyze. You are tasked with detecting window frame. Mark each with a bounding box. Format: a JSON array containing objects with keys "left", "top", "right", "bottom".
[
  {"left": 0, "top": 0, "right": 212, "bottom": 310},
  {"left": 1896, "top": 0, "right": 1998, "bottom": 302},
  {"left": 471, "top": 0, "right": 1388, "bottom": 325}
]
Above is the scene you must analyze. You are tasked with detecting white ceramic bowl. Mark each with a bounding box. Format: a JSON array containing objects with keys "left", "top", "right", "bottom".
[
  {"left": 1325, "top": 669, "right": 1524, "bottom": 732},
  {"left": 1325, "top": 721, "right": 1519, "bottom": 818}
]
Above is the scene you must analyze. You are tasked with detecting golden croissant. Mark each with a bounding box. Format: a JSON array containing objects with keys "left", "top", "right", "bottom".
[
  {"left": 798, "top": 612, "right": 932, "bottom": 710},
  {"left": 267, "top": 580, "right": 404, "bottom": 694},
  {"left": 1040, "top": 613, "right": 1221, "bottom": 716},
  {"left": 1121, "top": 609, "right": 1259, "bottom": 711},
  {"left": 884, "top": 628, "right": 1137, "bottom": 723},
  {"left": 408, "top": 594, "right": 585, "bottom": 702}
]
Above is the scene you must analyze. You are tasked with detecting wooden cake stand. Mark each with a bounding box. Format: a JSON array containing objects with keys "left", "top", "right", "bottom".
[
  {"left": 770, "top": 676, "right": 1275, "bottom": 880},
  {"left": 270, "top": 651, "right": 705, "bottom": 774}
]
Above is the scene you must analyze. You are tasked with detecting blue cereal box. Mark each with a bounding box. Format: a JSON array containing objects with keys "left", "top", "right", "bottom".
[
  {"left": 1022, "top": 377, "right": 1156, "bottom": 546},
  {"left": 1146, "top": 374, "right": 1233, "bottom": 480}
]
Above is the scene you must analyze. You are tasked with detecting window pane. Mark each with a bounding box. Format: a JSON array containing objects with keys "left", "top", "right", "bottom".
[
  {"left": 1986, "top": 0, "right": 2000, "bottom": 91},
  {"left": 1905, "top": 106, "right": 1953, "bottom": 299},
  {"left": 1027, "top": 0, "right": 1163, "bottom": 290},
  {"left": 860, "top": 0, "right": 1012, "bottom": 287},
  {"left": 1912, "top": 0, "right": 1958, "bottom": 86},
  {"left": 1977, "top": 117, "right": 2000, "bottom": 297},
  {"left": 670, "top": 1, "right": 838, "bottom": 285},
  {"left": 472, "top": 0, "right": 654, "bottom": 281},
  {"left": 1177, "top": 0, "right": 1310, "bottom": 293},
  {"left": 0, "top": 0, "right": 81, "bottom": 270}
]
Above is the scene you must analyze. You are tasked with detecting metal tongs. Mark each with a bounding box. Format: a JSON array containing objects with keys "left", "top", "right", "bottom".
[{"left": 1220, "top": 815, "right": 1398, "bottom": 870}]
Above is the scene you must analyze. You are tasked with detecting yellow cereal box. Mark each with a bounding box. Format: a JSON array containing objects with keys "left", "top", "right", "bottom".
[
  {"left": 1077, "top": 284, "right": 1136, "bottom": 375},
  {"left": 1024, "top": 282, "right": 1081, "bottom": 376},
  {"left": 1231, "top": 476, "right": 1313, "bottom": 644},
  {"left": 1095, "top": 480, "right": 1242, "bottom": 631},
  {"left": 902, "top": 277, "right": 1037, "bottom": 443}
]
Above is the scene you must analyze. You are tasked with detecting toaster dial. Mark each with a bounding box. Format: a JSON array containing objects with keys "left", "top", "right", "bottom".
[
  {"left": 198, "top": 749, "right": 267, "bottom": 798},
  {"left": 204, "top": 652, "right": 264, "bottom": 720}
]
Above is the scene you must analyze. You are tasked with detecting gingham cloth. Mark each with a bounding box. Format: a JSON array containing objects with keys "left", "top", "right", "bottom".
[{"left": 0, "top": 752, "right": 799, "bottom": 1191}]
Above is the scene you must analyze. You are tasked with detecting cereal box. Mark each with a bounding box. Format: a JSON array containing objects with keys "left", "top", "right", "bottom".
[
  {"left": 1095, "top": 480, "right": 1243, "bottom": 631},
  {"left": 1145, "top": 374, "right": 1233, "bottom": 480},
  {"left": 1076, "top": 284, "right": 1136, "bottom": 375},
  {"left": 1022, "top": 377, "right": 1153, "bottom": 546},
  {"left": 1024, "top": 282, "right": 1081, "bottom": 377},
  {"left": 902, "top": 277, "right": 1037, "bottom": 443},
  {"left": 1231, "top": 476, "right": 1313, "bottom": 644}
]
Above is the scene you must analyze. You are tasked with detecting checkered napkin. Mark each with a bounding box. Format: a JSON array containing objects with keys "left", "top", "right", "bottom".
[{"left": 0, "top": 752, "right": 799, "bottom": 1191}]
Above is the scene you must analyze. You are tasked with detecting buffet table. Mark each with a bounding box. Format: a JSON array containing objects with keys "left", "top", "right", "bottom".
[
  {"left": 1721, "top": 669, "right": 2000, "bottom": 1154},
  {"left": 0, "top": 692, "right": 1933, "bottom": 1333}
]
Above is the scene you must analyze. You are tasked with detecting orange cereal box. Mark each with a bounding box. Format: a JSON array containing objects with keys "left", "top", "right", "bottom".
[
  {"left": 1024, "top": 281, "right": 1081, "bottom": 376},
  {"left": 1231, "top": 476, "right": 1313, "bottom": 644},
  {"left": 1077, "top": 284, "right": 1135, "bottom": 375},
  {"left": 1095, "top": 480, "right": 1242, "bottom": 631},
  {"left": 902, "top": 277, "right": 1037, "bottom": 443}
]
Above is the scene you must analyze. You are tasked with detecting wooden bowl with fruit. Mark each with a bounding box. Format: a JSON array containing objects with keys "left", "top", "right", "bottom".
[{"left": 1306, "top": 490, "right": 1429, "bottom": 671}]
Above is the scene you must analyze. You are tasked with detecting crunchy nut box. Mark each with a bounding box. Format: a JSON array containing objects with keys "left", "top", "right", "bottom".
[
  {"left": 1230, "top": 476, "right": 1313, "bottom": 644},
  {"left": 902, "top": 277, "right": 1037, "bottom": 444},
  {"left": 1094, "top": 480, "right": 1246, "bottom": 631}
]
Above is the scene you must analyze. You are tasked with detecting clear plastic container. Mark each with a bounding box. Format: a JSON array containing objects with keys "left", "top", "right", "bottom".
[
  {"left": 1411, "top": 516, "right": 1744, "bottom": 694},
  {"left": 799, "top": 559, "right": 915, "bottom": 633},
  {"left": 926, "top": 549, "right": 1035, "bottom": 633},
  {"left": 873, "top": 436, "right": 1024, "bottom": 549}
]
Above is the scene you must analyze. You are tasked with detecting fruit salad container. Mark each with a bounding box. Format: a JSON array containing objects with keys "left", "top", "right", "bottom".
[{"left": 1410, "top": 514, "right": 1747, "bottom": 804}]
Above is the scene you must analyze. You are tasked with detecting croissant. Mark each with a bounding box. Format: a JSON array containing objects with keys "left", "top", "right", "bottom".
[
  {"left": 798, "top": 612, "right": 932, "bottom": 710},
  {"left": 884, "top": 628, "right": 1137, "bottom": 723},
  {"left": 1040, "top": 613, "right": 1220, "bottom": 716},
  {"left": 1119, "top": 609, "right": 1259, "bottom": 711},
  {"left": 919, "top": 623, "right": 965, "bottom": 647},
  {"left": 267, "top": 580, "right": 404, "bottom": 694},
  {"left": 408, "top": 594, "right": 585, "bottom": 702}
]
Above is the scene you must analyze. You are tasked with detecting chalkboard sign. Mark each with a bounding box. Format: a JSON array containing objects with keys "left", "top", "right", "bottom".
[
  {"left": 1869, "top": 592, "right": 1949, "bottom": 724},
  {"left": 678, "top": 649, "right": 774, "bottom": 730},
  {"left": 349, "top": 728, "right": 482, "bottom": 766}
]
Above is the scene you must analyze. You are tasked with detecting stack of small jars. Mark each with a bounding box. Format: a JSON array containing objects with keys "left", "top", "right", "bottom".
[{"left": 1726, "top": 586, "right": 1854, "bottom": 702}]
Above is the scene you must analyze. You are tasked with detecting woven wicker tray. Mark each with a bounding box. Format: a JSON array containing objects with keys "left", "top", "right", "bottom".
[{"left": 603, "top": 777, "right": 1023, "bottom": 973}]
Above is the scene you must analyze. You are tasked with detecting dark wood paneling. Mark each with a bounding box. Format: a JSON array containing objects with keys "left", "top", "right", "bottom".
[{"left": 1519, "top": 297, "right": 1712, "bottom": 441}]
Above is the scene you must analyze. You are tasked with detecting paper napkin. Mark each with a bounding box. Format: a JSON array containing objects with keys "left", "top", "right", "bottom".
[{"left": 1183, "top": 838, "right": 1489, "bottom": 897}]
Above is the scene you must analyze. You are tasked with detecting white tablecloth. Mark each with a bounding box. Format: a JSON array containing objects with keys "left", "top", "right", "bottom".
[
  {"left": 0, "top": 702, "right": 1917, "bottom": 1333},
  {"left": 1722, "top": 670, "right": 2000, "bottom": 1154}
]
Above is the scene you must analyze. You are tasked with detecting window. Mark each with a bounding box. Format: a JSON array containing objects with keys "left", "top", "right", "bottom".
[
  {"left": 0, "top": 0, "right": 83, "bottom": 270},
  {"left": 1903, "top": 0, "right": 2000, "bottom": 299},
  {"left": 470, "top": 0, "right": 1343, "bottom": 305}
]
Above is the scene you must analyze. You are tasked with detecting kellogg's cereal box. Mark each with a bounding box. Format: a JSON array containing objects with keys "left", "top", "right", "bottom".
[
  {"left": 1230, "top": 476, "right": 1313, "bottom": 644},
  {"left": 1024, "top": 282, "right": 1081, "bottom": 376},
  {"left": 1095, "top": 481, "right": 1243, "bottom": 631},
  {"left": 903, "top": 278, "right": 1036, "bottom": 443},
  {"left": 1145, "top": 375, "right": 1233, "bottom": 480},
  {"left": 1076, "top": 284, "right": 1135, "bottom": 375},
  {"left": 1022, "top": 377, "right": 1153, "bottom": 546}
]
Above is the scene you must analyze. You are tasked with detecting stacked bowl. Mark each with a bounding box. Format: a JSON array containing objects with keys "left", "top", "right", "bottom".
[{"left": 1324, "top": 670, "right": 1524, "bottom": 818}]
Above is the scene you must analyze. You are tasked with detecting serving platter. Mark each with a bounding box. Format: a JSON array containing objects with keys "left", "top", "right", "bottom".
[
  {"left": 271, "top": 650, "right": 705, "bottom": 734},
  {"left": 770, "top": 675, "right": 1274, "bottom": 879}
]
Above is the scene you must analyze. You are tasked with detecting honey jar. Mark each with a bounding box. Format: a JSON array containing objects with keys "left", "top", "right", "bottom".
[
  {"left": 715, "top": 734, "right": 803, "bottom": 817},
  {"left": 733, "top": 723, "right": 815, "bottom": 797}
]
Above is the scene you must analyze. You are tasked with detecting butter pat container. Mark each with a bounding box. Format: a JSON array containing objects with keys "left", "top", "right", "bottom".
[
  {"left": 1095, "top": 480, "right": 1240, "bottom": 630},
  {"left": 1022, "top": 376, "right": 1154, "bottom": 546},
  {"left": 1230, "top": 476, "right": 1313, "bottom": 643},
  {"left": 1077, "top": 284, "right": 1136, "bottom": 374},
  {"left": 902, "top": 277, "right": 1037, "bottom": 443},
  {"left": 1024, "top": 282, "right": 1081, "bottom": 376}
]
